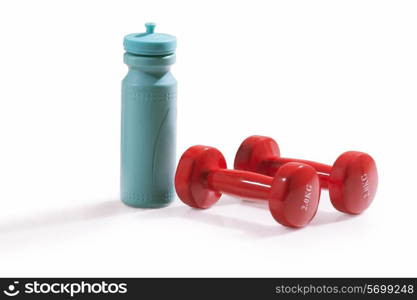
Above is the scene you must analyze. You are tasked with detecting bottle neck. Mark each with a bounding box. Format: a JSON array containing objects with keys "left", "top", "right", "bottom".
[
  {"left": 124, "top": 52, "right": 175, "bottom": 75},
  {"left": 128, "top": 65, "right": 171, "bottom": 76}
]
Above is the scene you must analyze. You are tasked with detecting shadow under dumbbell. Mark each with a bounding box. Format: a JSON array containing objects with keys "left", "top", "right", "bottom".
[
  {"left": 139, "top": 196, "right": 298, "bottom": 238},
  {"left": 183, "top": 209, "right": 295, "bottom": 238},
  {"left": 239, "top": 199, "right": 355, "bottom": 226}
]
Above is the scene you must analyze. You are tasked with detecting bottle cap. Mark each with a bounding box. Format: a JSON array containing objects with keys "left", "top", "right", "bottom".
[{"left": 123, "top": 23, "right": 177, "bottom": 56}]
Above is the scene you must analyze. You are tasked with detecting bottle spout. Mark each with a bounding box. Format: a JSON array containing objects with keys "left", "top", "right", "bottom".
[{"left": 145, "top": 22, "right": 156, "bottom": 34}]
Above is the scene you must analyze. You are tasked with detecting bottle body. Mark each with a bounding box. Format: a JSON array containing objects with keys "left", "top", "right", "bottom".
[{"left": 121, "top": 53, "right": 177, "bottom": 208}]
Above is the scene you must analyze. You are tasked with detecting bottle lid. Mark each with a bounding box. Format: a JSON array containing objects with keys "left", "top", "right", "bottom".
[{"left": 123, "top": 23, "right": 176, "bottom": 56}]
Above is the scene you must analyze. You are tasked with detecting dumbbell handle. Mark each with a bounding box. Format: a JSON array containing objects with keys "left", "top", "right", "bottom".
[
  {"left": 261, "top": 158, "right": 332, "bottom": 188},
  {"left": 207, "top": 169, "right": 273, "bottom": 200}
]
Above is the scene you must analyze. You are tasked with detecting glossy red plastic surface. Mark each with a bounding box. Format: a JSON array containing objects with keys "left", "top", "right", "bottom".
[
  {"left": 175, "top": 145, "right": 321, "bottom": 228},
  {"left": 234, "top": 136, "right": 378, "bottom": 214},
  {"left": 174, "top": 145, "right": 226, "bottom": 209},
  {"left": 269, "top": 162, "right": 320, "bottom": 227},
  {"left": 208, "top": 169, "right": 273, "bottom": 200},
  {"left": 328, "top": 151, "right": 378, "bottom": 214}
]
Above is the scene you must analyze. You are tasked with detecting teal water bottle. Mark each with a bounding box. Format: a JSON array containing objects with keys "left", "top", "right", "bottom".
[{"left": 121, "top": 23, "right": 177, "bottom": 208}]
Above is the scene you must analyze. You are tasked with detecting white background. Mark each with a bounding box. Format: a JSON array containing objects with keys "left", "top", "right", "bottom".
[{"left": 0, "top": 0, "right": 416, "bottom": 277}]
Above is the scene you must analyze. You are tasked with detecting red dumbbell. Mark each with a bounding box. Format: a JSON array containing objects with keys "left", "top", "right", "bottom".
[
  {"left": 234, "top": 136, "right": 378, "bottom": 214},
  {"left": 175, "top": 145, "right": 321, "bottom": 228}
]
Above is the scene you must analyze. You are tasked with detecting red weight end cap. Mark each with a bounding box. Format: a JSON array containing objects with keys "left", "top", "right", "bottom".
[
  {"left": 174, "top": 145, "right": 227, "bottom": 209},
  {"left": 269, "top": 163, "right": 320, "bottom": 228},
  {"left": 234, "top": 135, "right": 280, "bottom": 173},
  {"left": 329, "top": 151, "right": 378, "bottom": 214}
]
